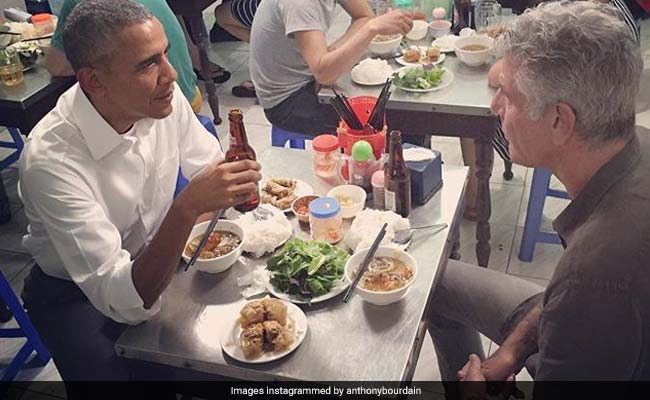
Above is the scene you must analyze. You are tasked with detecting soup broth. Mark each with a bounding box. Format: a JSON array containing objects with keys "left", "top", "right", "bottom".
[
  {"left": 461, "top": 44, "right": 489, "bottom": 51},
  {"left": 185, "top": 230, "right": 241, "bottom": 259},
  {"left": 359, "top": 256, "right": 413, "bottom": 292}
]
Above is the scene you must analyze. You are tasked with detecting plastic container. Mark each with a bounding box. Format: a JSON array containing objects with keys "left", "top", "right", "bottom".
[
  {"left": 349, "top": 140, "right": 379, "bottom": 192},
  {"left": 371, "top": 170, "right": 385, "bottom": 210},
  {"left": 309, "top": 197, "right": 343, "bottom": 244},
  {"left": 312, "top": 134, "right": 341, "bottom": 183},
  {"left": 31, "top": 14, "right": 55, "bottom": 37},
  {"left": 336, "top": 96, "right": 387, "bottom": 161}
]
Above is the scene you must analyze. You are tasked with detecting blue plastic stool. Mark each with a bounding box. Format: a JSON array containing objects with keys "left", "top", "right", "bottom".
[
  {"left": 518, "top": 168, "right": 569, "bottom": 262},
  {"left": 174, "top": 115, "right": 220, "bottom": 197},
  {"left": 271, "top": 125, "right": 312, "bottom": 149},
  {"left": 0, "top": 270, "right": 51, "bottom": 382},
  {"left": 0, "top": 128, "right": 23, "bottom": 171}
]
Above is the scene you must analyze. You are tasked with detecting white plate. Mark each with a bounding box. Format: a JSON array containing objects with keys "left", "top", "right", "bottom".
[
  {"left": 265, "top": 277, "right": 349, "bottom": 304},
  {"left": 350, "top": 64, "right": 395, "bottom": 86},
  {"left": 432, "top": 36, "right": 459, "bottom": 53},
  {"left": 396, "top": 47, "right": 446, "bottom": 67},
  {"left": 393, "top": 66, "right": 454, "bottom": 93},
  {"left": 221, "top": 300, "right": 308, "bottom": 363},
  {"left": 261, "top": 178, "right": 314, "bottom": 213}
]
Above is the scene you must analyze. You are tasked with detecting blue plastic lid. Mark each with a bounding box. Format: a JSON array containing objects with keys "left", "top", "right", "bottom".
[{"left": 309, "top": 197, "right": 340, "bottom": 219}]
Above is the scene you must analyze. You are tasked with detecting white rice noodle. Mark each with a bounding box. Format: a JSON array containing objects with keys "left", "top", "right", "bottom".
[
  {"left": 343, "top": 209, "right": 411, "bottom": 253},
  {"left": 234, "top": 205, "right": 292, "bottom": 258}
]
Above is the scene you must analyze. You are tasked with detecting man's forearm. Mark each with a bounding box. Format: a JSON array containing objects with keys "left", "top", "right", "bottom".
[
  {"left": 310, "top": 23, "right": 377, "bottom": 84},
  {"left": 131, "top": 199, "right": 197, "bottom": 308},
  {"left": 328, "top": 17, "right": 372, "bottom": 51},
  {"left": 500, "top": 302, "right": 542, "bottom": 366}
]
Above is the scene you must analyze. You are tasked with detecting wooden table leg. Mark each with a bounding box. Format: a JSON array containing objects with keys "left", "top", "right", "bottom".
[
  {"left": 475, "top": 135, "right": 493, "bottom": 267},
  {"left": 186, "top": 16, "right": 222, "bottom": 125}
]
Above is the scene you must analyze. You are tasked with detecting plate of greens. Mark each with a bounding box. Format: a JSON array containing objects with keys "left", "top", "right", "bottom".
[
  {"left": 265, "top": 238, "right": 350, "bottom": 304},
  {"left": 392, "top": 65, "right": 454, "bottom": 93}
]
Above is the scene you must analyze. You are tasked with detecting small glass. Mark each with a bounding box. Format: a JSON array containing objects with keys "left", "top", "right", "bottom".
[
  {"left": 474, "top": 0, "right": 501, "bottom": 33},
  {"left": 0, "top": 47, "right": 24, "bottom": 87}
]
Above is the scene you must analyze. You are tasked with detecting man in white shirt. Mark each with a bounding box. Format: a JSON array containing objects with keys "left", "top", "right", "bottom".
[{"left": 18, "top": 0, "right": 261, "bottom": 385}]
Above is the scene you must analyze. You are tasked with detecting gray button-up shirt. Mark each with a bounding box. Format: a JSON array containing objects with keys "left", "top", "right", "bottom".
[{"left": 511, "top": 128, "right": 650, "bottom": 380}]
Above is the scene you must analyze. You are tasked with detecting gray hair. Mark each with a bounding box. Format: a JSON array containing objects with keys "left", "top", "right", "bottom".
[
  {"left": 62, "top": 0, "right": 154, "bottom": 71},
  {"left": 501, "top": 1, "right": 643, "bottom": 145}
]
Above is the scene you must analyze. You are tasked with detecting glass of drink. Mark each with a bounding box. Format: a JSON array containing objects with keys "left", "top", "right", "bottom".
[
  {"left": 0, "top": 47, "right": 24, "bottom": 87},
  {"left": 474, "top": 0, "right": 501, "bottom": 33}
]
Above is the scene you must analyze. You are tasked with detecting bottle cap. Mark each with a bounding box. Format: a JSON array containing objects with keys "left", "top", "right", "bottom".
[
  {"left": 309, "top": 197, "right": 340, "bottom": 219},
  {"left": 313, "top": 134, "right": 339, "bottom": 152},
  {"left": 351, "top": 140, "right": 374, "bottom": 162},
  {"left": 371, "top": 170, "right": 385, "bottom": 188},
  {"left": 31, "top": 14, "right": 52, "bottom": 24}
]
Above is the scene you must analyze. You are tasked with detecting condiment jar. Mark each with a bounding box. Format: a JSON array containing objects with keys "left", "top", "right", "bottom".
[
  {"left": 349, "top": 140, "right": 376, "bottom": 193},
  {"left": 309, "top": 197, "right": 343, "bottom": 244},
  {"left": 31, "top": 14, "right": 55, "bottom": 37},
  {"left": 312, "top": 134, "right": 341, "bottom": 184},
  {"left": 371, "top": 170, "right": 385, "bottom": 210}
]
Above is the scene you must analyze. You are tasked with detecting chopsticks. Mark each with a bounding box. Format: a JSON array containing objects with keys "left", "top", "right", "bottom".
[
  {"left": 330, "top": 87, "right": 363, "bottom": 130},
  {"left": 0, "top": 31, "right": 21, "bottom": 36},
  {"left": 184, "top": 209, "right": 225, "bottom": 271},
  {"left": 367, "top": 78, "right": 392, "bottom": 131},
  {"left": 342, "top": 222, "right": 388, "bottom": 303}
]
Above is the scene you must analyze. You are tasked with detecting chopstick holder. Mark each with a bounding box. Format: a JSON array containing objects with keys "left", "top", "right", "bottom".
[
  {"left": 184, "top": 209, "right": 225, "bottom": 271},
  {"left": 342, "top": 222, "right": 388, "bottom": 303}
]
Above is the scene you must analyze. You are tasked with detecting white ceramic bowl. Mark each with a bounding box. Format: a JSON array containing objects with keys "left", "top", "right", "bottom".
[
  {"left": 429, "top": 20, "right": 452, "bottom": 38},
  {"left": 345, "top": 246, "right": 417, "bottom": 306},
  {"left": 406, "top": 20, "right": 429, "bottom": 41},
  {"left": 182, "top": 220, "right": 244, "bottom": 274},
  {"left": 327, "top": 185, "right": 366, "bottom": 219},
  {"left": 454, "top": 35, "right": 495, "bottom": 67},
  {"left": 368, "top": 34, "right": 402, "bottom": 56}
]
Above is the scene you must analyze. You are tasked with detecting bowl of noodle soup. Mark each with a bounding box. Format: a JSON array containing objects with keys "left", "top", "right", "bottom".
[
  {"left": 182, "top": 220, "right": 245, "bottom": 273},
  {"left": 344, "top": 246, "right": 417, "bottom": 305}
]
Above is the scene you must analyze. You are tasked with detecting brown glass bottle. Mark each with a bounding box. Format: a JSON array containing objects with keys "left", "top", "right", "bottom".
[
  {"left": 384, "top": 130, "right": 411, "bottom": 218},
  {"left": 225, "top": 109, "right": 259, "bottom": 212}
]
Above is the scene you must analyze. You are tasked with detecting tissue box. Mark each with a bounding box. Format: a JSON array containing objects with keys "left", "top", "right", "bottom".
[{"left": 402, "top": 143, "right": 443, "bottom": 205}]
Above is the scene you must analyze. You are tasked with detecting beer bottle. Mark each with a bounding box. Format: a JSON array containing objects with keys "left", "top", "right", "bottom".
[
  {"left": 225, "top": 109, "right": 259, "bottom": 212},
  {"left": 384, "top": 130, "right": 411, "bottom": 217}
]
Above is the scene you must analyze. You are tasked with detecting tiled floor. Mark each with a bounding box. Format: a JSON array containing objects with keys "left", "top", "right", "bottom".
[{"left": 1, "top": 5, "right": 649, "bottom": 399}]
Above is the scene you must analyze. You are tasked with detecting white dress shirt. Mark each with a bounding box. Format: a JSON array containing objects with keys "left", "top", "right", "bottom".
[{"left": 19, "top": 83, "right": 223, "bottom": 324}]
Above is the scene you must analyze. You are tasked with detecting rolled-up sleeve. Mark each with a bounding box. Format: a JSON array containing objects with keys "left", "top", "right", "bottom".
[{"left": 21, "top": 165, "right": 160, "bottom": 325}]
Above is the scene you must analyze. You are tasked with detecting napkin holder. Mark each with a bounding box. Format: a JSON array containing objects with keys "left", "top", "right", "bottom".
[{"left": 402, "top": 143, "right": 443, "bottom": 205}]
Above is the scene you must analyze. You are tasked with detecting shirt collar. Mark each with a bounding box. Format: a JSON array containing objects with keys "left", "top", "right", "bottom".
[
  {"left": 552, "top": 134, "right": 641, "bottom": 238},
  {"left": 68, "top": 84, "right": 155, "bottom": 160}
]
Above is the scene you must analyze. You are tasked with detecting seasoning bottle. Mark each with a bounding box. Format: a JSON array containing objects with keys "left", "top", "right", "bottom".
[
  {"left": 309, "top": 197, "right": 343, "bottom": 244},
  {"left": 31, "top": 14, "right": 55, "bottom": 37},
  {"left": 349, "top": 140, "right": 375, "bottom": 192},
  {"left": 371, "top": 170, "right": 385, "bottom": 210},
  {"left": 384, "top": 130, "right": 411, "bottom": 217},
  {"left": 225, "top": 109, "right": 259, "bottom": 212}
]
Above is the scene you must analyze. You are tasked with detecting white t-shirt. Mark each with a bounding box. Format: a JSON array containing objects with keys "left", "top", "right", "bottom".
[{"left": 19, "top": 82, "right": 222, "bottom": 324}]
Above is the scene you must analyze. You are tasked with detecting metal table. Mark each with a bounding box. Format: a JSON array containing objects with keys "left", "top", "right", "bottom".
[
  {"left": 116, "top": 147, "right": 468, "bottom": 383},
  {"left": 0, "top": 65, "right": 75, "bottom": 134},
  {"left": 318, "top": 47, "right": 498, "bottom": 267},
  {"left": 166, "top": 0, "right": 222, "bottom": 125}
]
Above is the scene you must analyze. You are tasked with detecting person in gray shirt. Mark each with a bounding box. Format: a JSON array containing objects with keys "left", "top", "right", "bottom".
[
  {"left": 249, "top": 0, "right": 413, "bottom": 135},
  {"left": 426, "top": 0, "right": 649, "bottom": 395}
]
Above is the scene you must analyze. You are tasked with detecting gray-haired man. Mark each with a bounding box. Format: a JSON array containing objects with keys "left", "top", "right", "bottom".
[
  {"left": 18, "top": 0, "right": 261, "bottom": 387},
  {"left": 427, "top": 0, "right": 650, "bottom": 393}
]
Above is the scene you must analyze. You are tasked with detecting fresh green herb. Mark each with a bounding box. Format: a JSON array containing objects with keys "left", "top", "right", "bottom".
[
  {"left": 266, "top": 238, "right": 349, "bottom": 300},
  {"left": 393, "top": 65, "right": 445, "bottom": 90}
]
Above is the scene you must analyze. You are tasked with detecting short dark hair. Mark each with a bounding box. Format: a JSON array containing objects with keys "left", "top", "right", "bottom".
[{"left": 62, "top": 0, "right": 154, "bottom": 71}]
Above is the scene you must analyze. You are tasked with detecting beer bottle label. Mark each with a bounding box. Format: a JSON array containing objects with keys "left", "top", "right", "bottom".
[{"left": 385, "top": 189, "right": 397, "bottom": 212}]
